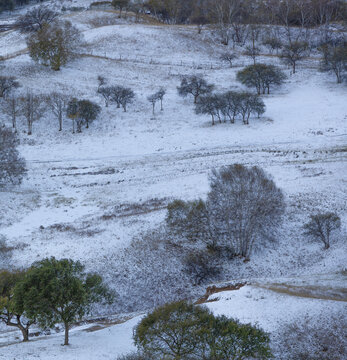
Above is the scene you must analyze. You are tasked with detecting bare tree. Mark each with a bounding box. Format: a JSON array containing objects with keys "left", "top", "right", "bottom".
[
  {"left": 98, "top": 86, "right": 113, "bottom": 107},
  {"left": 195, "top": 95, "right": 219, "bottom": 126},
  {"left": 148, "top": 93, "right": 159, "bottom": 115},
  {"left": 207, "top": 164, "right": 285, "bottom": 259},
  {"left": 195, "top": 94, "right": 223, "bottom": 126},
  {"left": 0, "top": 125, "right": 26, "bottom": 186},
  {"left": 321, "top": 45, "right": 347, "bottom": 83},
  {"left": 244, "top": 45, "right": 261, "bottom": 65},
  {"left": 66, "top": 98, "right": 79, "bottom": 134},
  {"left": 45, "top": 92, "right": 69, "bottom": 131},
  {"left": 2, "top": 95, "right": 20, "bottom": 130},
  {"left": 97, "top": 75, "right": 106, "bottom": 91},
  {"left": 0, "top": 76, "right": 20, "bottom": 98},
  {"left": 212, "top": 0, "right": 242, "bottom": 46},
  {"left": 222, "top": 91, "right": 242, "bottom": 123},
  {"left": 109, "top": 86, "right": 135, "bottom": 111},
  {"left": 166, "top": 164, "right": 285, "bottom": 260},
  {"left": 20, "top": 92, "right": 45, "bottom": 135},
  {"left": 237, "top": 92, "right": 265, "bottom": 124},
  {"left": 303, "top": 212, "right": 341, "bottom": 249},
  {"left": 16, "top": 6, "right": 58, "bottom": 33},
  {"left": 178, "top": 75, "right": 214, "bottom": 104},
  {"left": 281, "top": 41, "right": 308, "bottom": 73},
  {"left": 220, "top": 52, "right": 237, "bottom": 67},
  {"left": 156, "top": 88, "right": 166, "bottom": 111},
  {"left": 119, "top": 88, "right": 135, "bottom": 112}
]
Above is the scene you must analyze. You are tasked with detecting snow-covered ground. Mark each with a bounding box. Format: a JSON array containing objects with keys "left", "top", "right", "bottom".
[{"left": 0, "top": 7, "right": 346, "bottom": 358}]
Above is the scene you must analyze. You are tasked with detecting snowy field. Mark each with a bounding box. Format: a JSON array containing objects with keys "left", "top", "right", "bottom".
[{"left": 0, "top": 4, "right": 346, "bottom": 359}]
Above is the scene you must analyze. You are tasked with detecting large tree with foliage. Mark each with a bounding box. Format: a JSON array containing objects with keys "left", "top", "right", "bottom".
[
  {"left": 134, "top": 300, "right": 272, "bottom": 359},
  {"left": 15, "top": 257, "right": 113, "bottom": 345},
  {"left": 0, "top": 270, "right": 34, "bottom": 342},
  {"left": 27, "top": 20, "right": 82, "bottom": 71},
  {"left": 237, "top": 64, "right": 286, "bottom": 95}
]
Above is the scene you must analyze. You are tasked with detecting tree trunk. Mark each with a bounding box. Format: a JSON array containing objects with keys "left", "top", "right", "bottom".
[
  {"left": 59, "top": 113, "right": 62, "bottom": 131},
  {"left": 64, "top": 322, "right": 69, "bottom": 346},
  {"left": 28, "top": 119, "right": 32, "bottom": 135},
  {"left": 293, "top": 62, "right": 296, "bottom": 74},
  {"left": 19, "top": 325, "right": 29, "bottom": 342},
  {"left": 160, "top": 99, "right": 163, "bottom": 111}
]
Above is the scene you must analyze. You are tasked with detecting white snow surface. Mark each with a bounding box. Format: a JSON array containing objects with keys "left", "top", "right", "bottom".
[{"left": 0, "top": 7, "right": 346, "bottom": 359}]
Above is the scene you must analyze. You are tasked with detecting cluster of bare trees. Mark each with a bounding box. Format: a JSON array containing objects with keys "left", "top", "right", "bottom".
[
  {"left": 177, "top": 75, "right": 267, "bottom": 126},
  {"left": 196, "top": 91, "right": 265, "bottom": 126},
  {"left": 147, "top": 88, "right": 166, "bottom": 114},
  {"left": 145, "top": 0, "right": 346, "bottom": 27},
  {"left": 97, "top": 77, "right": 135, "bottom": 112},
  {"left": 0, "top": 76, "right": 102, "bottom": 135}
]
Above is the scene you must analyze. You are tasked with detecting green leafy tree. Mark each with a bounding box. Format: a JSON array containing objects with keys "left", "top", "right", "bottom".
[
  {"left": 206, "top": 315, "right": 273, "bottom": 360},
  {"left": 134, "top": 300, "right": 273, "bottom": 360},
  {"left": 237, "top": 64, "right": 286, "bottom": 95},
  {"left": 0, "top": 270, "right": 34, "bottom": 342},
  {"left": 134, "top": 301, "right": 212, "bottom": 359},
  {"left": 15, "top": 257, "right": 113, "bottom": 345},
  {"left": 27, "top": 20, "right": 82, "bottom": 71}
]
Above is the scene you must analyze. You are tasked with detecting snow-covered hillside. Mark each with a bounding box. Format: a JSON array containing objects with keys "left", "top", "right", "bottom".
[{"left": 0, "top": 4, "right": 346, "bottom": 359}]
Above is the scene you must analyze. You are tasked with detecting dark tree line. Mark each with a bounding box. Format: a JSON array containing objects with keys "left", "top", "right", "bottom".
[
  {"left": 145, "top": 0, "right": 346, "bottom": 27},
  {"left": 0, "top": 0, "right": 47, "bottom": 13}
]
